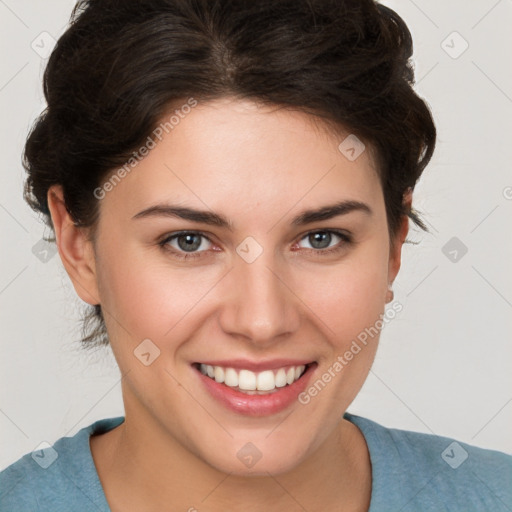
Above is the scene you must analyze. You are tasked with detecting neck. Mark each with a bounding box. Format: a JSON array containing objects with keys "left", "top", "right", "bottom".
[{"left": 90, "top": 408, "right": 371, "bottom": 512}]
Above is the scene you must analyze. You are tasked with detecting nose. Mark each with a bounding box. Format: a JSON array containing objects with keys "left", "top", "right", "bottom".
[{"left": 218, "top": 250, "right": 301, "bottom": 347}]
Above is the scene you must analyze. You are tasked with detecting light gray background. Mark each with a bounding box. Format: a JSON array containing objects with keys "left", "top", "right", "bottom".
[{"left": 1, "top": 0, "right": 511, "bottom": 470}]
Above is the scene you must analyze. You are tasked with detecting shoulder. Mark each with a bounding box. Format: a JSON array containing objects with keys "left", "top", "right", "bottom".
[
  {"left": 0, "top": 416, "right": 124, "bottom": 512},
  {"left": 345, "top": 413, "right": 512, "bottom": 512}
]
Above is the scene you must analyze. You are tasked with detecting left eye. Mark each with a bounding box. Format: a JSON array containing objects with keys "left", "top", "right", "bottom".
[{"left": 296, "top": 230, "right": 348, "bottom": 251}]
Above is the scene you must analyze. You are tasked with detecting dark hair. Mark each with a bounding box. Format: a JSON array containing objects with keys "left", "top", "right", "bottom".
[{"left": 23, "top": 0, "right": 436, "bottom": 348}]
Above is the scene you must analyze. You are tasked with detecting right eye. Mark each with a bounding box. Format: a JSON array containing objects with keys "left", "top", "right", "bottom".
[{"left": 158, "top": 231, "right": 215, "bottom": 260}]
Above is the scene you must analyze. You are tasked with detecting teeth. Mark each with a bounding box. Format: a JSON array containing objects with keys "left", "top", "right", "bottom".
[
  {"left": 214, "top": 366, "right": 225, "bottom": 383},
  {"left": 239, "top": 369, "right": 256, "bottom": 390},
  {"left": 224, "top": 368, "right": 238, "bottom": 387},
  {"left": 198, "top": 363, "right": 308, "bottom": 392},
  {"left": 257, "top": 370, "right": 275, "bottom": 391},
  {"left": 275, "top": 368, "right": 287, "bottom": 388}
]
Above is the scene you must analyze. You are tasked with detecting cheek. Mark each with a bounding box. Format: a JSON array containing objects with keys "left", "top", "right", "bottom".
[
  {"left": 297, "top": 243, "right": 389, "bottom": 345},
  {"left": 94, "top": 239, "right": 176, "bottom": 337},
  {"left": 95, "top": 239, "right": 224, "bottom": 349},
  {"left": 293, "top": 252, "right": 389, "bottom": 416}
]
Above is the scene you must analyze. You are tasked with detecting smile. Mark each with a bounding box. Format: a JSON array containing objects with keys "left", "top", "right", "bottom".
[{"left": 192, "top": 361, "right": 317, "bottom": 416}]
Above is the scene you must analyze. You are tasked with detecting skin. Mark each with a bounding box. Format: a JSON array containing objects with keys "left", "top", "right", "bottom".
[{"left": 47, "top": 97, "right": 409, "bottom": 512}]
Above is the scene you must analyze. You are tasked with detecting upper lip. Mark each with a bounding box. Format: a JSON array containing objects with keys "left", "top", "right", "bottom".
[{"left": 194, "top": 359, "right": 315, "bottom": 372}]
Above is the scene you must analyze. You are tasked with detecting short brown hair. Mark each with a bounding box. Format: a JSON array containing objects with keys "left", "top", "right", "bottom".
[{"left": 23, "top": 0, "right": 436, "bottom": 348}]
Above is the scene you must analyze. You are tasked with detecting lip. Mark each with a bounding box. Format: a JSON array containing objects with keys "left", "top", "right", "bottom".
[{"left": 193, "top": 361, "right": 317, "bottom": 417}]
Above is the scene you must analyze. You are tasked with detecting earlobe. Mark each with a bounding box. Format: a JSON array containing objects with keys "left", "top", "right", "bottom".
[{"left": 47, "top": 185, "right": 100, "bottom": 306}]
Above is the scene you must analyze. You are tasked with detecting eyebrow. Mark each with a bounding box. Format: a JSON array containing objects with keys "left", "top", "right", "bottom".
[{"left": 132, "top": 200, "right": 372, "bottom": 230}]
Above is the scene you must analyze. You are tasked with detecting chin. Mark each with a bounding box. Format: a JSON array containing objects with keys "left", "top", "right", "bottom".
[{"left": 199, "top": 435, "right": 314, "bottom": 477}]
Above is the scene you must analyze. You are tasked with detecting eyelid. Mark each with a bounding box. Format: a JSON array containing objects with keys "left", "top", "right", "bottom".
[{"left": 294, "top": 227, "right": 351, "bottom": 241}]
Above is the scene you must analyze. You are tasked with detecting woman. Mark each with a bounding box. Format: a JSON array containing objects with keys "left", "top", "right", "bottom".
[{"left": 1, "top": 0, "right": 510, "bottom": 510}]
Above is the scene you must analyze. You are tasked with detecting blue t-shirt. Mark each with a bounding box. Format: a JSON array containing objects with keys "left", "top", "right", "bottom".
[{"left": 1, "top": 413, "right": 511, "bottom": 511}]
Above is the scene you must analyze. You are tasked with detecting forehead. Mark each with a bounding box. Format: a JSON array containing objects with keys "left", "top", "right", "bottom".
[{"left": 101, "top": 98, "right": 383, "bottom": 223}]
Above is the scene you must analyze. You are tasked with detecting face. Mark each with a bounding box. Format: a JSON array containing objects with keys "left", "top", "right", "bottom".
[{"left": 52, "top": 97, "right": 405, "bottom": 476}]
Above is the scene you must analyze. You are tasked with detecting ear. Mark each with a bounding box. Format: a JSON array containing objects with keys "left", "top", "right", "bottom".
[
  {"left": 47, "top": 185, "right": 100, "bottom": 306},
  {"left": 387, "top": 188, "right": 412, "bottom": 287}
]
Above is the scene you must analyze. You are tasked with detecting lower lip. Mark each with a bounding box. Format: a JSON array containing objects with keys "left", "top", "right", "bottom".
[{"left": 195, "top": 364, "right": 316, "bottom": 417}]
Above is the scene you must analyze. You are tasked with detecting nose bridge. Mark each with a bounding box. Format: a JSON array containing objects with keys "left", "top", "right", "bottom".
[{"left": 220, "top": 242, "right": 298, "bottom": 344}]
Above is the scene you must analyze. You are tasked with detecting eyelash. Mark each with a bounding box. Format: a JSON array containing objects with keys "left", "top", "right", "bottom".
[{"left": 157, "top": 229, "right": 352, "bottom": 261}]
